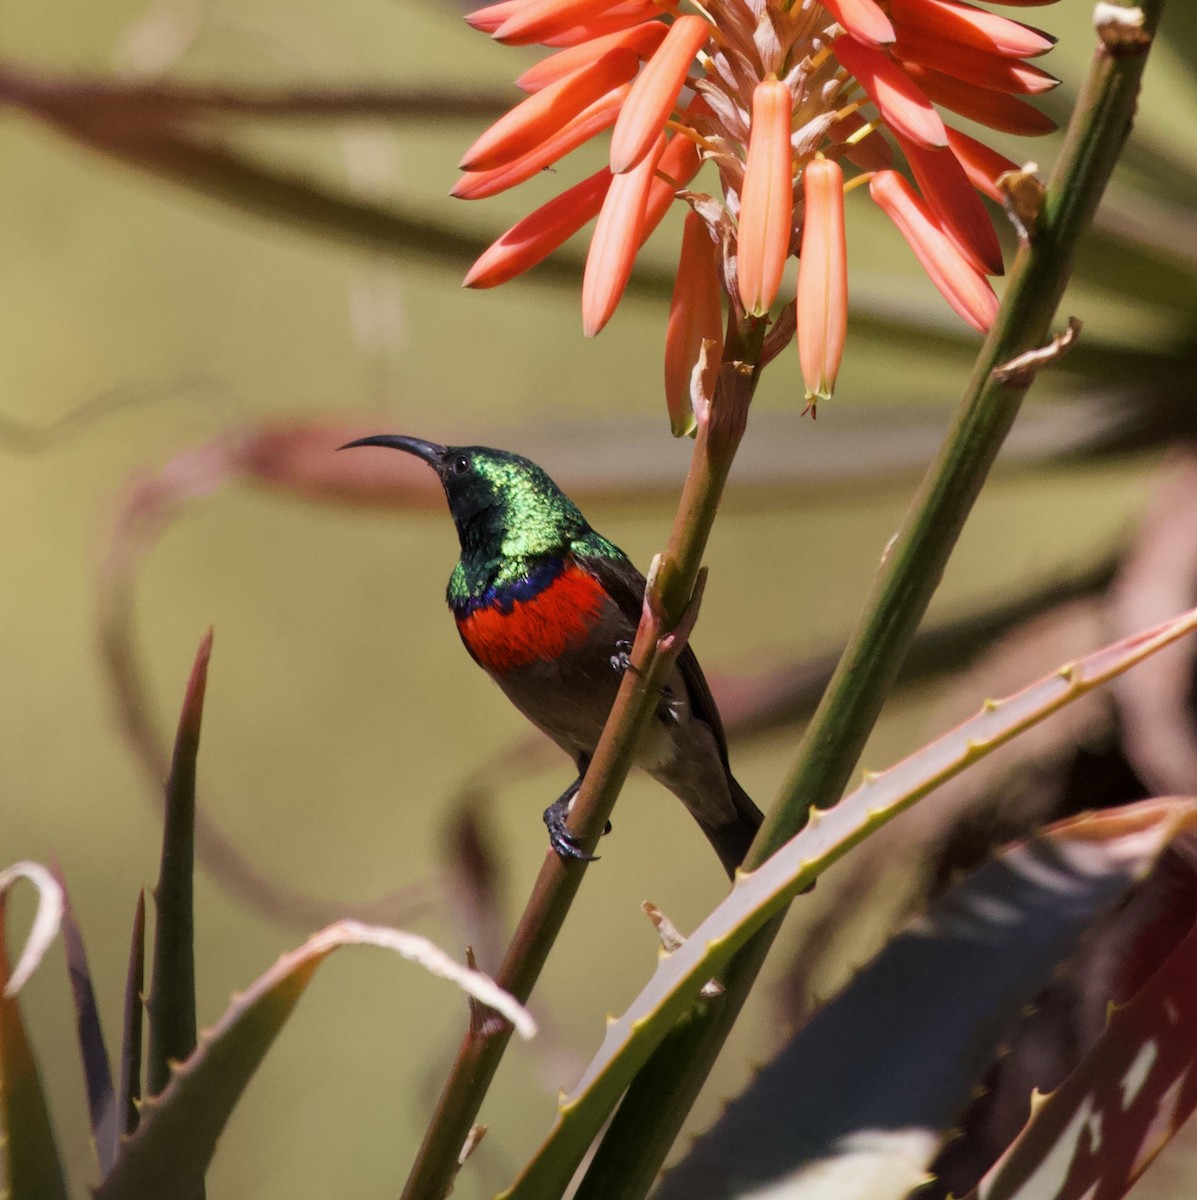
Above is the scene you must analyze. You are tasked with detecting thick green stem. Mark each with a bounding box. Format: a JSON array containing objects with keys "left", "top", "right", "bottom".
[
  {"left": 399, "top": 317, "right": 766, "bottom": 1200},
  {"left": 575, "top": 6, "right": 1166, "bottom": 1195}
]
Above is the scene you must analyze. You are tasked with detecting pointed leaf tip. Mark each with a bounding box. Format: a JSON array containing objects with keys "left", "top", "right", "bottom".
[{"left": 178, "top": 628, "right": 214, "bottom": 746}]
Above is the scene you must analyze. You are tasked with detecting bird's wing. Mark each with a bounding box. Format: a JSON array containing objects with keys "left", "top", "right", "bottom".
[{"left": 574, "top": 549, "right": 734, "bottom": 768}]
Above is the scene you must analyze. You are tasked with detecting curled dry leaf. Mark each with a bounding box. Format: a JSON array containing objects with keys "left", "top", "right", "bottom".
[{"left": 0, "top": 861, "right": 64, "bottom": 997}]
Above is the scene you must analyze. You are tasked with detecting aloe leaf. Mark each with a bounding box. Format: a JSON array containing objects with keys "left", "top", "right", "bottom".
[
  {"left": 658, "top": 799, "right": 1197, "bottom": 1200},
  {"left": 0, "top": 69, "right": 510, "bottom": 125},
  {"left": 37, "top": 113, "right": 611, "bottom": 292},
  {"left": 48, "top": 860, "right": 118, "bottom": 1175},
  {"left": 146, "top": 631, "right": 210, "bottom": 1105},
  {"left": 974, "top": 845, "right": 1197, "bottom": 1200},
  {"left": 94, "top": 920, "right": 534, "bottom": 1200},
  {"left": 0, "top": 863, "right": 70, "bottom": 1200},
  {"left": 499, "top": 607, "right": 1197, "bottom": 1200},
  {"left": 118, "top": 891, "right": 146, "bottom": 1140}
]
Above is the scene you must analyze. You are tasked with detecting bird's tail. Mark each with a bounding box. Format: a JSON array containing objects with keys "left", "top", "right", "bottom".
[{"left": 703, "top": 772, "right": 764, "bottom": 878}]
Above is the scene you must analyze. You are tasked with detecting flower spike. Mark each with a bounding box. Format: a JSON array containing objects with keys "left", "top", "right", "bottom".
[
  {"left": 458, "top": 0, "right": 1061, "bottom": 396},
  {"left": 797, "top": 158, "right": 848, "bottom": 410},
  {"left": 737, "top": 78, "right": 794, "bottom": 317}
]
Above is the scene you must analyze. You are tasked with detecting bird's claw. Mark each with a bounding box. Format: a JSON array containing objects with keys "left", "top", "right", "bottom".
[
  {"left": 609, "top": 639, "right": 638, "bottom": 675},
  {"left": 543, "top": 796, "right": 600, "bottom": 863}
]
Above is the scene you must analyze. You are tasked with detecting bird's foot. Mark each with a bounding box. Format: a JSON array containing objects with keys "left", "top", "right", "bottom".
[
  {"left": 543, "top": 787, "right": 611, "bottom": 862},
  {"left": 609, "top": 639, "right": 639, "bottom": 676}
]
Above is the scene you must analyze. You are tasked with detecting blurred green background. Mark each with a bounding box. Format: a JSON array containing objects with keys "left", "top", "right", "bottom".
[{"left": 3, "top": 0, "right": 1194, "bottom": 1195}]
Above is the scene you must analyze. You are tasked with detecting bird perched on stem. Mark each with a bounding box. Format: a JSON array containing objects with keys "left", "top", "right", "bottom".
[{"left": 340, "top": 435, "right": 762, "bottom": 877}]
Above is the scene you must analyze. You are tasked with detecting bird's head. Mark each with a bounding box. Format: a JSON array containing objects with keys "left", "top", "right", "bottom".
[{"left": 339, "top": 434, "right": 587, "bottom": 560}]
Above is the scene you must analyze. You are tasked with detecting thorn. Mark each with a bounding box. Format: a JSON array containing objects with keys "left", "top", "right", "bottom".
[
  {"left": 992, "top": 317, "right": 1082, "bottom": 386},
  {"left": 643, "top": 900, "right": 686, "bottom": 953},
  {"left": 458, "top": 1125, "right": 487, "bottom": 1166},
  {"left": 982, "top": 697, "right": 999, "bottom": 712}
]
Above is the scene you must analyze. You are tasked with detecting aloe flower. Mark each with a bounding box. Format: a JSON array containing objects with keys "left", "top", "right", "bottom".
[{"left": 459, "top": 0, "right": 1059, "bottom": 417}]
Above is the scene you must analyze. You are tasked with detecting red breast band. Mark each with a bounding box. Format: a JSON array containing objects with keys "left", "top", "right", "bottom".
[{"left": 456, "top": 563, "right": 608, "bottom": 674}]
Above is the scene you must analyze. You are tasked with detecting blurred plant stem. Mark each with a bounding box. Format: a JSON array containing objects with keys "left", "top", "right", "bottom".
[
  {"left": 573, "top": 5, "right": 1168, "bottom": 1197},
  {"left": 400, "top": 316, "right": 767, "bottom": 1200}
]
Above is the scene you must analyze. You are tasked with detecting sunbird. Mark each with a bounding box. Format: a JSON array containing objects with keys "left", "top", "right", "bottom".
[{"left": 341, "top": 435, "right": 763, "bottom": 876}]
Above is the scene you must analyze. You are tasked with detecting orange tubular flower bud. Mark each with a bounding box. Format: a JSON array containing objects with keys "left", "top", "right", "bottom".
[
  {"left": 464, "top": 169, "right": 612, "bottom": 288},
  {"left": 459, "top": 48, "right": 640, "bottom": 171},
  {"left": 465, "top": 0, "right": 523, "bottom": 34},
  {"left": 890, "top": 0, "right": 1055, "bottom": 57},
  {"left": 453, "top": 85, "right": 630, "bottom": 199},
  {"left": 516, "top": 23, "right": 667, "bottom": 92},
  {"left": 903, "top": 63, "right": 1056, "bottom": 135},
  {"left": 945, "top": 126, "right": 1018, "bottom": 202},
  {"left": 539, "top": 2, "right": 660, "bottom": 46},
  {"left": 736, "top": 78, "right": 794, "bottom": 317},
  {"left": 797, "top": 158, "right": 847, "bottom": 408},
  {"left": 896, "top": 135, "right": 1003, "bottom": 276},
  {"left": 496, "top": 0, "right": 620, "bottom": 44},
  {"left": 640, "top": 131, "right": 704, "bottom": 242},
  {"left": 610, "top": 15, "right": 710, "bottom": 174},
  {"left": 870, "top": 169, "right": 998, "bottom": 332},
  {"left": 820, "top": 0, "right": 894, "bottom": 48},
  {"left": 582, "top": 133, "right": 666, "bottom": 336},
  {"left": 665, "top": 211, "right": 724, "bottom": 437},
  {"left": 832, "top": 35, "right": 946, "bottom": 149},
  {"left": 894, "top": 27, "right": 1059, "bottom": 94}
]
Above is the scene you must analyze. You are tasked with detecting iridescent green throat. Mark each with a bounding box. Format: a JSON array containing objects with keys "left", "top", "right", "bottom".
[{"left": 443, "top": 449, "right": 623, "bottom": 607}]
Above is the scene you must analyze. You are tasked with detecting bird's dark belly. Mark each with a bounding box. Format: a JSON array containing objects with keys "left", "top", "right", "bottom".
[{"left": 489, "top": 599, "right": 630, "bottom": 760}]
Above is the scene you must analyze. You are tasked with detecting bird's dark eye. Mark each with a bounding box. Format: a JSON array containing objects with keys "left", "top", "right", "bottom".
[{"left": 452, "top": 454, "right": 471, "bottom": 474}]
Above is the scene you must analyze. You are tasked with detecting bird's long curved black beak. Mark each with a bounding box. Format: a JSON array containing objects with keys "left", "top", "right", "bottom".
[{"left": 338, "top": 434, "right": 447, "bottom": 467}]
